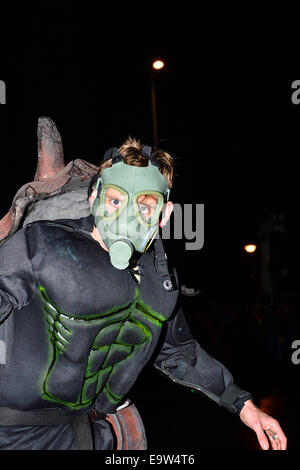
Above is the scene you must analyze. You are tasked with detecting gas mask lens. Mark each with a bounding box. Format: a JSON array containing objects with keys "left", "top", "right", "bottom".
[
  {"left": 99, "top": 185, "right": 128, "bottom": 219},
  {"left": 134, "top": 191, "right": 164, "bottom": 226}
]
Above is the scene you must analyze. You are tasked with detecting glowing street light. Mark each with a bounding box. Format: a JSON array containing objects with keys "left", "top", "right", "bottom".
[
  {"left": 152, "top": 60, "right": 165, "bottom": 70},
  {"left": 244, "top": 244, "right": 257, "bottom": 254}
]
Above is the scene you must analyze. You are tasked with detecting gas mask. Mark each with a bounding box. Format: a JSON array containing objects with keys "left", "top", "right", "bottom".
[{"left": 91, "top": 146, "right": 170, "bottom": 270}]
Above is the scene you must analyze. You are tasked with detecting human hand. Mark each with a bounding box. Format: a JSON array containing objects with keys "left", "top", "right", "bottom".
[{"left": 239, "top": 399, "right": 287, "bottom": 450}]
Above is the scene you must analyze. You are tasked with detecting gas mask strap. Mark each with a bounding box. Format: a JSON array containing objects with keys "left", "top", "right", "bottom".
[
  {"left": 154, "top": 238, "right": 178, "bottom": 292},
  {"left": 141, "top": 145, "right": 160, "bottom": 169},
  {"left": 103, "top": 147, "right": 123, "bottom": 165},
  {"left": 103, "top": 145, "right": 160, "bottom": 169}
]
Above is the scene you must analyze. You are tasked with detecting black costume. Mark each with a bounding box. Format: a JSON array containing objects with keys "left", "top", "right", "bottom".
[{"left": 0, "top": 214, "right": 252, "bottom": 450}]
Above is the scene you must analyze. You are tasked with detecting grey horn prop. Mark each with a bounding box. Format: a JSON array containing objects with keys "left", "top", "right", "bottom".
[{"left": 34, "top": 117, "right": 66, "bottom": 181}]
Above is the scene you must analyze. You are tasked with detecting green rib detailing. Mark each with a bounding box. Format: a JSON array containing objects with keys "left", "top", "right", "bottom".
[{"left": 38, "top": 284, "right": 167, "bottom": 410}]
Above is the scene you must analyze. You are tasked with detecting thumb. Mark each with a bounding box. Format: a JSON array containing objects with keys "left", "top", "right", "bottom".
[{"left": 255, "top": 424, "right": 269, "bottom": 450}]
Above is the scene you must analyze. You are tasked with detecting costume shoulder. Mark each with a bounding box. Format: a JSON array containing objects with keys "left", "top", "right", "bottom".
[
  {"left": 0, "top": 214, "right": 93, "bottom": 271},
  {"left": 24, "top": 214, "right": 94, "bottom": 237}
]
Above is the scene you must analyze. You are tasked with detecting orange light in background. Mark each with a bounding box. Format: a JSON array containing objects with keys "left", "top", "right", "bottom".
[
  {"left": 244, "top": 244, "right": 257, "bottom": 254},
  {"left": 152, "top": 60, "right": 165, "bottom": 70}
]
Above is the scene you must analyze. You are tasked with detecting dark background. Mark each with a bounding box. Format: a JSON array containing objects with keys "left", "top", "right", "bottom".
[{"left": 0, "top": 2, "right": 299, "bottom": 451}]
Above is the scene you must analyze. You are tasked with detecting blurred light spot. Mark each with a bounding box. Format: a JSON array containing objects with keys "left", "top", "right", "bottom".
[
  {"left": 152, "top": 60, "right": 165, "bottom": 70},
  {"left": 244, "top": 244, "right": 257, "bottom": 253}
]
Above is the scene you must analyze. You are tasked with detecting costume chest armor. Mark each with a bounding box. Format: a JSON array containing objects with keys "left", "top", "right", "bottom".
[{"left": 2, "top": 221, "right": 179, "bottom": 414}]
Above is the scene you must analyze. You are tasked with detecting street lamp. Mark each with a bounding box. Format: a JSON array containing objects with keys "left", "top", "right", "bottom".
[
  {"left": 151, "top": 59, "right": 165, "bottom": 150},
  {"left": 152, "top": 60, "right": 165, "bottom": 70},
  {"left": 244, "top": 244, "right": 257, "bottom": 254}
]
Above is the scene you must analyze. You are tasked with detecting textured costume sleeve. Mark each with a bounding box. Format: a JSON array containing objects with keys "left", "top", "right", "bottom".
[
  {"left": 0, "top": 228, "right": 35, "bottom": 322},
  {"left": 154, "top": 306, "right": 253, "bottom": 415}
]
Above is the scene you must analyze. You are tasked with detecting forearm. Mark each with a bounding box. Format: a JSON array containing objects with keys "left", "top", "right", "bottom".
[{"left": 154, "top": 307, "right": 253, "bottom": 415}]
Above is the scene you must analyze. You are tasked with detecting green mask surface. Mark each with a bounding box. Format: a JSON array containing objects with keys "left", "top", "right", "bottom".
[{"left": 91, "top": 161, "right": 170, "bottom": 270}]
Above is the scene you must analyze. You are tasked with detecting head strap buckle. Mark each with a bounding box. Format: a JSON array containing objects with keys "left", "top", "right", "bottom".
[
  {"left": 141, "top": 145, "right": 160, "bottom": 169},
  {"left": 103, "top": 147, "right": 123, "bottom": 165}
]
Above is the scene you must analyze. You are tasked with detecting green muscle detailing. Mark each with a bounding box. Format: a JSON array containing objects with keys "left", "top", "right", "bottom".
[
  {"left": 38, "top": 284, "right": 167, "bottom": 410},
  {"left": 103, "top": 383, "right": 123, "bottom": 403},
  {"left": 135, "top": 287, "right": 167, "bottom": 325}
]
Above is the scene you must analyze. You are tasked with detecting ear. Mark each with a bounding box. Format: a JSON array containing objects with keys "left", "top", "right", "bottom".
[
  {"left": 159, "top": 201, "right": 173, "bottom": 227},
  {"left": 89, "top": 188, "right": 98, "bottom": 207}
]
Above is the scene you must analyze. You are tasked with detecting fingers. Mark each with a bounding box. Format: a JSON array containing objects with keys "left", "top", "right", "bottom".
[
  {"left": 265, "top": 428, "right": 280, "bottom": 450},
  {"left": 265, "top": 424, "right": 287, "bottom": 450},
  {"left": 239, "top": 400, "right": 287, "bottom": 450},
  {"left": 255, "top": 419, "right": 287, "bottom": 450},
  {"left": 255, "top": 423, "right": 270, "bottom": 450}
]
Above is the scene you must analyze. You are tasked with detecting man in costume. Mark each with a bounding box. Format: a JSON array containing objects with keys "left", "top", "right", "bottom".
[{"left": 0, "top": 118, "right": 287, "bottom": 450}]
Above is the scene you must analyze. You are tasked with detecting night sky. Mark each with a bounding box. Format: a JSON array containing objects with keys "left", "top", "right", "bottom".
[{"left": 0, "top": 4, "right": 299, "bottom": 302}]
